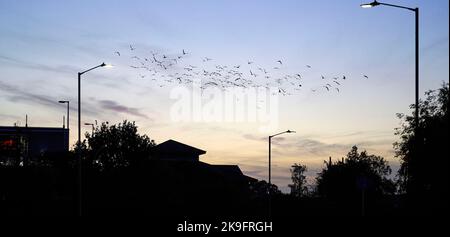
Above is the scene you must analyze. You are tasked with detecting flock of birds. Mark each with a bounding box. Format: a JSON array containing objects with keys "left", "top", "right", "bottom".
[{"left": 114, "top": 45, "right": 370, "bottom": 96}]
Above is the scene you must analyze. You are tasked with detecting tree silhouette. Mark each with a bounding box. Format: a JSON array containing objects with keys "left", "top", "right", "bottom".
[
  {"left": 249, "top": 180, "right": 281, "bottom": 197},
  {"left": 316, "top": 146, "right": 395, "bottom": 200},
  {"left": 288, "top": 163, "right": 308, "bottom": 198},
  {"left": 81, "top": 120, "right": 156, "bottom": 170},
  {"left": 394, "top": 82, "right": 449, "bottom": 202}
]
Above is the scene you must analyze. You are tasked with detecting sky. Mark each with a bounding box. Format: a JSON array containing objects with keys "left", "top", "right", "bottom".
[{"left": 0, "top": 0, "right": 448, "bottom": 192}]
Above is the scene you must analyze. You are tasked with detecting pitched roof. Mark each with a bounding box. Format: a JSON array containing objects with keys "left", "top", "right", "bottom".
[
  {"left": 152, "top": 139, "right": 206, "bottom": 155},
  {"left": 210, "top": 164, "right": 258, "bottom": 183},
  {"left": 211, "top": 165, "right": 244, "bottom": 176}
]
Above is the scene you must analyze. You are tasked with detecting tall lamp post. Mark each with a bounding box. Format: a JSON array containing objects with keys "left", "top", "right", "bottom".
[
  {"left": 361, "top": 0, "right": 419, "bottom": 189},
  {"left": 58, "top": 100, "right": 70, "bottom": 150},
  {"left": 77, "top": 62, "right": 111, "bottom": 216},
  {"left": 268, "top": 129, "right": 295, "bottom": 217}
]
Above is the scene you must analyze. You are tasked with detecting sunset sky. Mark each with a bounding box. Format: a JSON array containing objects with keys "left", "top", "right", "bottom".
[{"left": 1, "top": 0, "right": 448, "bottom": 192}]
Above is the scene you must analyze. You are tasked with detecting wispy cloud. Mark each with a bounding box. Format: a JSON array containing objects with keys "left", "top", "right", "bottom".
[
  {"left": 0, "top": 81, "right": 98, "bottom": 117},
  {"left": 241, "top": 131, "right": 394, "bottom": 158},
  {"left": 0, "top": 113, "right": 21, "bottom": 121},
  {"left": 1, "top": 80, "right": 153, "bottom": 123},
  {"left": 289, "top": 138, "right": 348, "bottom": 156},
  {"left": 0, "top": 54, "right": 79, "bottom": 74},
  {"left": 96, "top": 99, "right": 150, "bottom": 119},
  {"left": 0, "top": 81, "right": 59, "bottom": 108},
  {"left": 242, "top": 133, "right": 285, "bottom": 144}
]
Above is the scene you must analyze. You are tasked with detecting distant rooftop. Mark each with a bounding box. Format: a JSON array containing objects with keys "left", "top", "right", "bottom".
[{"left": 152, "top": 139, "right": 206, "bottom": 162}]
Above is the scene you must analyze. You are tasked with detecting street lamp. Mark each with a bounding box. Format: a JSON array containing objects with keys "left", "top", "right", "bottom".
[
  {"left": 77, "top": 62, "right": 111, "bottom": 216},
  {"left": 84, "top": 122, "right": 95, "bottom": 134},
  {"left": 58, "top": 100, "right": 70, "bottom": 129},
  {"left": 58, "top": 100, "right": 70, "bottom": 150},
  {"left": 360, "top": 0, "right": 419, "bottom": 191},
  {"left": 268, "top": 129, "right": 295, "bottom": 216},
  {"left": 360, "top": 1, "right": 380, "bottom": 8}
]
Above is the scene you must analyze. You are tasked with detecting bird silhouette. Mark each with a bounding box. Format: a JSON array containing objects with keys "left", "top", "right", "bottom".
[
  {"left": 363, "top": 75, "right": 369, "bottom": 79},
  {"left": 120, "top": 45, "right": 364, "bottom": 96}
]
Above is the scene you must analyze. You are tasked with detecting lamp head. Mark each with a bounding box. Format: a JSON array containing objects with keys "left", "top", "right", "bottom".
[
  {"left": 101, "top": 62, "right": 114, "bottom": 68},
  {"left": 286, "top": 130, "right": 296, "bottom": 133},
  {"left": 361, "top": 1, "right": 380, "bottom": 8},
  {"left": 58, "top": 100, "right": 67, "bottom": 103}
]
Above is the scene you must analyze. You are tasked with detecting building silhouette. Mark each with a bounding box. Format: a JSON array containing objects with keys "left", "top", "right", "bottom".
[
  {"left": 152, "top": 139, "right": 257, "bottom": 186},
  {"left": 0, "top": 125, "right": 69, "bottom": 166}
]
